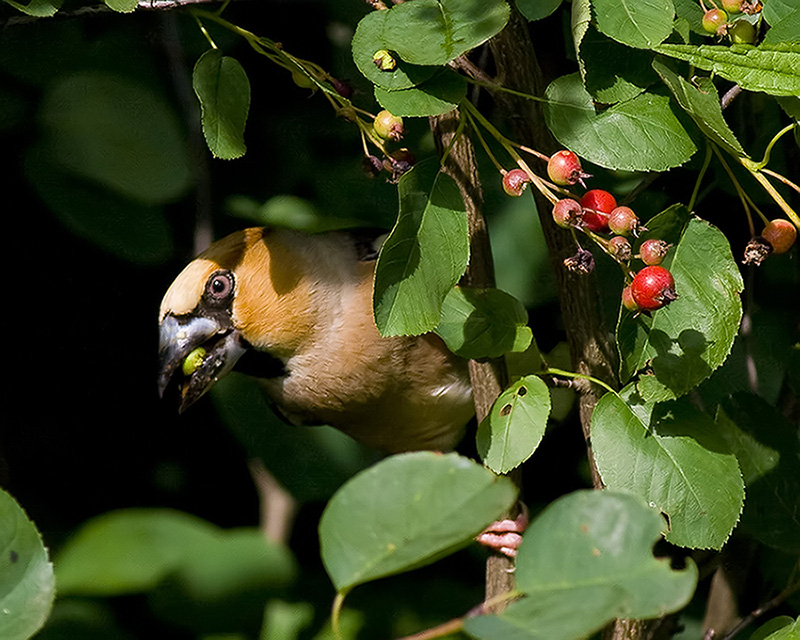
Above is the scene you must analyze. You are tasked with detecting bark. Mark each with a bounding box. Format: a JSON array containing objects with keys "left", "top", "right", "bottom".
[{"left": 430, "top": 110, "right": 516, "bottom": 601}]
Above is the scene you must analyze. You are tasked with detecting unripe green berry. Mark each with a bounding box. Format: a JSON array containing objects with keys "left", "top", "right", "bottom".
[
  {"left": 729, "top": 19, "right": 756, "bottom": 43},
  {"left": 702, "top": 8, "right": 728, "bottom": 34},
  {"left": 374, "top": 110, "right": 404, "bottom": 141},
  {"left": 183, "top": 347, "right": 207, "bottom": 376},
  {"left": 372, "top": 49, "right": 397, "bottom": 71}
]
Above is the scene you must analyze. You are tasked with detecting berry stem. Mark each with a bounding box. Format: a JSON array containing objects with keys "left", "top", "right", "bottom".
[
  {"left": 506, "top": 139, "right": 550, "bottom": 163},
  {"left": 712, "top": 144, "right": 768, "bottom": 230},
  {"left": 748, "top": 122, "right": 798, "bottom": 171},
  {"left": 688, "top": 143, "right": 713, "bottom": 211},
  {"left": 439, "top": 115, "right": 468, "bottom": 169},
  {"left": 748, "top": 169, "right": 800, "bottom": 228},
  {"left": 542, "top": 368, "right": 617, "bottom": 395},
  {"left": 464, "top": 111, "right": 506, "bottom": 175},
  {"left": 462, "top": 101, "right": 558, "bottom": 204},
  {"left": 761, "top": 168, "right": 800, "bottom": 198}
]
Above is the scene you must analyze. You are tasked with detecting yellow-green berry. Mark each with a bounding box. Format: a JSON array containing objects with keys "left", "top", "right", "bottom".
[{"left": 182, "top": 347, "right": 207, "bottom": 376}]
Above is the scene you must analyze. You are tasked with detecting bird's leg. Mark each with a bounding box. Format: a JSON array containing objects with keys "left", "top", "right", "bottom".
[{"left": 476, "top": 502, "right": 529, "bottom": 559}]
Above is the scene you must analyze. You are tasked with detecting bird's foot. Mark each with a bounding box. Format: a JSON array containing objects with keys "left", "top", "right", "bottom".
[{"left": 476, "top": 503, "right": 529, "bottom": 559}]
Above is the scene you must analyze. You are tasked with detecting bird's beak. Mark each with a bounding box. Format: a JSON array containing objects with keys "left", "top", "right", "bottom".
[{"left": 158, "top": 314, "right": 248, "bottom": 412}]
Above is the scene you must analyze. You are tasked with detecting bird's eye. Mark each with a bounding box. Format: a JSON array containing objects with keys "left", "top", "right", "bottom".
[{"left": 206, "top": 270, "right": 234, "bottom": 301}]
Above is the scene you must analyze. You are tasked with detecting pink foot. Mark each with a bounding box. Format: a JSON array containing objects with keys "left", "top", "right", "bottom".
[{"left": 476, "top": 503, "right": 529, "bottom": 558}]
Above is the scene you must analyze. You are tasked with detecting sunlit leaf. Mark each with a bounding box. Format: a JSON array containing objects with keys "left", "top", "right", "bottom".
[
  {"left": 382, "top": 0, "right": 510, "bottom": 66},
  {"left": 544, "top": 73, "right": 696, "bottom": 171},
  {"left": 374, "top": 159, "right": 469, "bottom": 336},
  {"left": 434, "top": 286, "right": 532, "bottom": 359},
  {"left": 654, "top": 42, "right": 800, "bottom": 97},
  {"left": 592, "top": 0, "right": 674, "bottom": 49},
  {"left": 465, "top": 490, "right": 698, "bottom": 640},
  {"left": 592, "top": 379, "right": 744, "bottom": 549},
  {"left": 193, "top": 50, "right": 251, "bottom": 160},
  {"left": 618, "top": 217, "right": 743, "bottom": 395},
  {"left": 0, "top": 489, "right": 54, "bottom": 640},
  {"left": 477, "top": 375, "right": 551, "bottom": 474},
  {"left": 319, "top": 452, "right": 518, "bottom": 593}
]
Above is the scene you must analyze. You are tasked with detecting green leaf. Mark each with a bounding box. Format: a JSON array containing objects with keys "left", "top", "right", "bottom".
[
  {"left": 571, "top": 0, "right": 592, "bottom": 79},
  {"left": 374, "top": 159, "right": 469, "bottom": 336},
  {"left": 544, "top": 73, "right": 696, "bottom": 171},
  {"left": 751, "top": 617, "right": 799, "bottom": 640},
  {"left": 2, "top": 0, "right": 62, "bottom": 16},
  {"left": 0, "top": 489, "right": 54, "bottom": 640},
  {"left": 672, "top": 0, "right": 706, "bottom": 35},
  {"left": 618, "top": 218, "right": 743, "bottom": 395},
  {"left": 382, "top": 0, "right": 510, "bottom": 66},
  {"left": 351, "top": 10, "right": 437, "bottom": 91},
  {"left": 104, "top": 0, "right": 137, "bottom": 12},
  {"left": 464, "top": 490, "right": 698, "bottom": 640},
  {"left": 654, "top": 60, "right": 746, "bottom": 156},
  {"left": 319, "top": 452, "right": 518, "bottom": 593},
  {"left": 211, "top": 373, "right": 375, "bottom": 504},
  {"left": 581, "top": 25, "right": 657, "bottom": 103},
  {"left": 56, "top": 509, "right": 296, "bottom": 596},
  {"left": 716, "top": 394, "right": 800, "bottom": 553},
  {"left": 516, "top": 0, "right": 563, "bottom": 22},
  {"left": 654, "top": 42, "right": 800, "bottom": 97},
  {"left": 39, "top": 71, "right": 193, "bottom": 205},
  {"left": 193, "top": 50, "right": 251, "bottom": 160},
  {"left": 226, "top": 194, "right": 365, "bottom": 233},
  {"left": 763, "top": 0, "right": 800, "bottom": 44},
  {"left": 25, "top": 143, "right": 174, "bottom": 265},
  {"left": 374, "top": 70, "right": 467, "bottom": 117},
  {"left": 476, "top": 375, "right": 551, "bottom": 474},
  {"left": 592, "top": 380, "right": 744, "bottom": 549},
  {"left": 434, "top": 286, "right": 532, "bottom": 359},
  {"left": 592, "top": 0, "right": 675, "bottom": 49}
]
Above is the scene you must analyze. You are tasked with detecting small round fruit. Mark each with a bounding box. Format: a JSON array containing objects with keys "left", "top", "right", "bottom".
[
  {"left": 702, "top": 8, "right": 728, "bottom": 34},
  {"left": 761, "top": 219, "right": 797, "bottom": 254},
  {"left": 609, "top": 236, "right": 632, "bottom": 261},
  {"left": 374, "top": 110, "right": 404, "bottom": 141},
  {"left": 552, "top": 198, "right": 583, "bottom": 228},
  {"left": 608, "top": 206, "right": 640, "bottom": 236},
  {"left": 580, "top": 189, "right": 617, "bottom": 233},
  {"left": 372, "top": 49, "right": 397, "bottom": 71},
  {"left": 729, "top": 19, "right": 756, "bottom": 43},
  {"left": 621, "top": 285, "right": 639, "bottom": 312},
  {"left": 182, "top": 346, "right": 207, "bottom": 376},
  {"left": 547, "top": 150, "right": 585, "bottom": 186},
  {"left": 502, "top": 169, "right": 531, "bottom": 197},
  {"left": 639, "top": 238, "right": 671, "bottom": 265},
  {"left": 631, "top": 266, "right": 678, "bottom": 311},
  {"left": 721, "top": 0, "right": 741, "bottom": 13}
]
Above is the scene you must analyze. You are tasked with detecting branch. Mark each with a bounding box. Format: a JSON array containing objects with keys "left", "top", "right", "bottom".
[{"left": 1, "top": 0, "right": 233, "bottom": 27}]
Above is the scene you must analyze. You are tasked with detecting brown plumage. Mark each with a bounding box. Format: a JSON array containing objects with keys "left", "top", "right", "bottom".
[{"left": 158, "top": 227, "right": 474, "bottom": 453}]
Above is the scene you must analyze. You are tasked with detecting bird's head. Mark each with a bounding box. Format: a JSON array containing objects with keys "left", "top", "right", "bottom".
[{"left": 157, "top": 227, "right": 315, "bottom": 411}]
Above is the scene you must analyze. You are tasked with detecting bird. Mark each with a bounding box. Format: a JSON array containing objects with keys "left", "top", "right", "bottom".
[{"left": 157, "top": 226, "right": 475, "bottom": 454}]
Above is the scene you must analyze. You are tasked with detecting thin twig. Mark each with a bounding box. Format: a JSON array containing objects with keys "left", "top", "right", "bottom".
[
  {"left": 721, "top": 85, "right": 743, "bottom": 110},
  {"left": 718, "top": 577, "right": 800, "bottom": 640},
  {"left": 1, "top": 0, "right": 231, "bottom": 27}
]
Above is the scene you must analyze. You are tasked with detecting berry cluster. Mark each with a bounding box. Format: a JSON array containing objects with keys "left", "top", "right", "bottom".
[
  {"left": 362, "top": 110, "right": 416, "bottom": 183},
  {"left": 503, "top": 149, "right": 680, "bottom": 314},
  {"left": 700, "top": 0, "right": 762, "bottom": 43}
]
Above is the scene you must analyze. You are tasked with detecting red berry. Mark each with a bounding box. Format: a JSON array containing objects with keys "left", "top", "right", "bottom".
[
  {"left": 609, "top": 236, "right": 632, "bottom": 261},
  {"left": 552, "top": 198, "right": 583, "bottom": 228},
  {"left": 374, "top": 110, "right": 404, "bottom": 141},
  {"left": 547, "top": 150, "right": 588, "bottom": 186},
  {"left": 638, "top": 238, "right": 671, "bottom": 265},
  {"left": 631, "top": 266, "right": 678, "bottom": 311},
  {"left": 502, "top": 169, "right": 531, "bottom": 197},
  {"left": 761, "top": 219, "right": 797, "bottom": 254},
  {"left": 621, "top": 285, "right": 639, "bottom": 312},
  {"left": 702, "top": 8, "right": 728, "bottom": 34},
  {"left": 608, "top": 206, "right": 640, "bottom": 236},
  {"left": 580, "top": 189, "right": 617, "bottom": 233}
]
